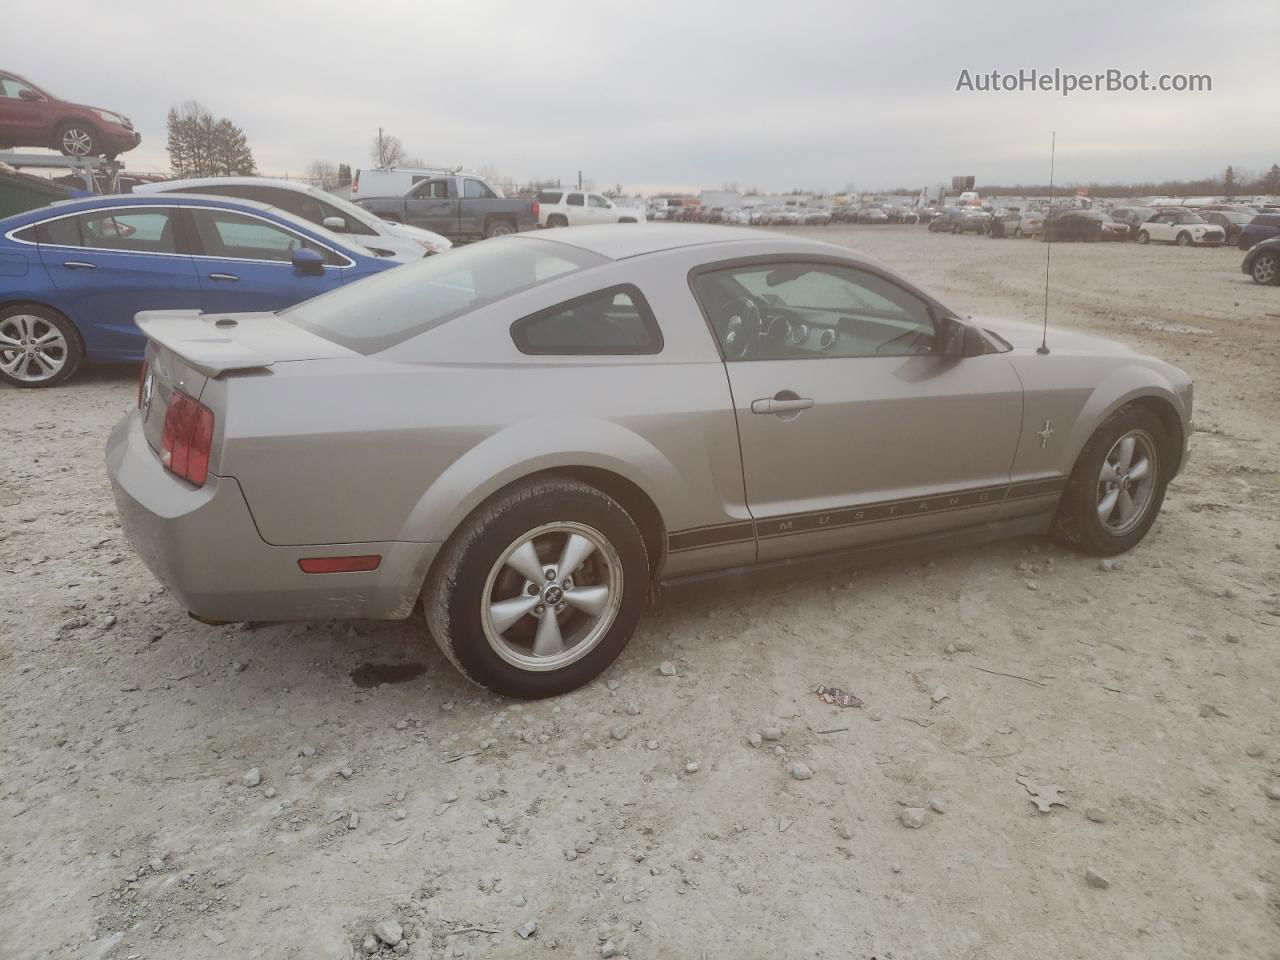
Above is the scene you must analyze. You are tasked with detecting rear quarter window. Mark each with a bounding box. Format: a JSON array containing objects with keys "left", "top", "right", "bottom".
[
  {"left": 538, "top": 191, "right": 564, "bottom": 204},
  {"left": 511, "top": 285, "right": 663, "bottom": 356}
]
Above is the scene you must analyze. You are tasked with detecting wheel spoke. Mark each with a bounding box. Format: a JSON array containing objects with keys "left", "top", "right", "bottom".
[
  {"left": 1097, "top": 488, "right": 1119, "bottom": 522},
  {"left": 1, "top": 352, "right": 27, "bottom": 375},
  {"left": 1115, "top": 489, "right": 1136, "bottom": 523},
  {"left": 504, "top": 540, "right": 545, "bottom": 583},
  {"left": 0, "top": 332, "right": 21, "bottom": 348},
  {"left": 15, "top": 315, "right": 33, "bottom": 339},
  {"left": 489, "top": 595, "right": 540, "bottom": 634},
  {"left": 563, "top": 584, "right": 609, "bottom": 617},
  {"left": 1114, "top": 436, "right": 1136, "bottom": 470},
  {"left": 1099, "top": 462, "right": 1119, "bottom": 484},
  {"left": 32, "top": 330, "right": 64, "bottom": 348},
  {"left": 532, "top": 610, "right": 565, "bottom": 657},
  {"left": 557, "top": 534, "right": 596, "bottom": 581},
  {"left": 1127, "top": 458, "right": 1150, "bottom": 482},
  {"left": 30, "top": 351, "right": 57, "bottom": 375}
]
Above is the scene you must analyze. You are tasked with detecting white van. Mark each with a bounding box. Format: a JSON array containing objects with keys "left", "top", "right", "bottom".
[{"left": 351, "top": 167, "right": 478, "bottom": 201}]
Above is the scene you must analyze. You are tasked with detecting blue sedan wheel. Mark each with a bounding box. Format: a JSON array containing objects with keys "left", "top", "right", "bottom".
[{"left": 0, "top": 306, "right": 83, "bottom": 388}]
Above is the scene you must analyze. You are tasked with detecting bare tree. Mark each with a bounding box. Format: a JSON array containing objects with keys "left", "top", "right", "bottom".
[
  {"left": 306, "top": 160, "right": 339, "bottom": 190},
  {"left": 370, "top": 130, "right": 406, "bottom": 168}
]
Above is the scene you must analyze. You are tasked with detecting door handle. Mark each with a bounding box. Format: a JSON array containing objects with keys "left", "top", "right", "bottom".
[
  {"left": 751, "top": 395, "right": 815, "bottom": 415},
  {"left": 63, "top": 260, "right": 96, "bottom": 270},
  {"left": 208, "top": 273, "right": 239, "bottom": 282}
]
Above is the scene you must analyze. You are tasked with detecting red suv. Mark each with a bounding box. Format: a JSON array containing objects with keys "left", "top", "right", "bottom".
[{"left": 0, "top": 70, "right": 140, "bottom": 159}]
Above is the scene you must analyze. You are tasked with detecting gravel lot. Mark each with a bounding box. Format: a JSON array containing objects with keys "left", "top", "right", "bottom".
[{"left": 3, "top": 226, "right": 1278, "bottom": 960}]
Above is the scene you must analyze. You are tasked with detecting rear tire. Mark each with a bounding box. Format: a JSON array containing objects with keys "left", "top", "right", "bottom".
[
  {"left": 0, "top": 304, "right": 84, "bottom": 388},
  {"left": 547, "top": 215, "right": 569, "bottom": 228},
  {"left": 423, "top": 475, "right": 649, "bottom": 699},
  {"left": 484, "top": 220, "right": 516, "bottom": 238},
  {"left": 1136, "top": 230, "right": 1150, "bottom": 245},
  {"left": 1051, "top": 404, "right": 1170, "bottom": 557}
]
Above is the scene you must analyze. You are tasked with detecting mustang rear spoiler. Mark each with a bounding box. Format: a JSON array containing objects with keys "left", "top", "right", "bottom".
[{"left": 135, "top": 310, "right": 274, "bottom": 377}]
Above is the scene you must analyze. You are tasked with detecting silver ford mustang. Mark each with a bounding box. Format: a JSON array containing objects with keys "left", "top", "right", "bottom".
[{"left": 107, "top": 225, "right": 1192, "bottom": 698}]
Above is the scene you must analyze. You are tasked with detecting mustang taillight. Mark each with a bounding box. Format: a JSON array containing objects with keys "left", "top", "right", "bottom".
[
  {"left": 137, "top": 359, "right": 149, "bottom": 408},
  {"left": 161, "top": 389, "right": 214, "bottom": 486}
]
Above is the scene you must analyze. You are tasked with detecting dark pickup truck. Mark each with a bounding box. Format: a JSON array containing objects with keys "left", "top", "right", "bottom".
[{"left": 353, "top": 174, "right": 538, "bottom": 242}]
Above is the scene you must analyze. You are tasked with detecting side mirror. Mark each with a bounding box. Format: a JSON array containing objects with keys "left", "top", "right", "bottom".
[
  {"left": 291, "top": 247, "right": 326, "bottom": 276},
  {"left": 322, "top": 215, "right": 347, "bottom": 231},
  {"left": 18, "top": 89, "right": 44, "bottom": 102},
  {"left": 936, "top": 316, "right": 970, "bottom": 358}
]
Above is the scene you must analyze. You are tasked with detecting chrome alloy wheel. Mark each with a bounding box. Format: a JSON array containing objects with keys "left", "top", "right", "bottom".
[
  {"left": 61, "top": 127, "right": 94, "bottom": 156},
  {"left": 481, "top": 522, "right": 623, "bottom": 672},
  {"left": 0, "top": 314, "right": 68, "bottom": 383},
  {"left": 1097, "top": 429, "right": 1158, "bottom": 535}
]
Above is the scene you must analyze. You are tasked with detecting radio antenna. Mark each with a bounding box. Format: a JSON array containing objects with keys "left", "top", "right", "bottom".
[{"left": 1038, "top": 131, "right": 1055, "bottom": 355}]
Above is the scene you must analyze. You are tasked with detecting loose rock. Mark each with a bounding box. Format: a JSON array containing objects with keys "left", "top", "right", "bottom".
[
  {"left": 339, "top": 767, "right": 354, "bottom": 779},
  {"left": 300, "top": 745, "right": 317, "bottom": 758},
  {"left": 761, "top": 727, "right": 783, "bottom": 741},
  {"left": 685, "top": 761, "right": 700, "bottom": 774},
  {"left": 928, "top": 797, "right": 946, "bottom": 814},
  {"left": 1085, "top": 868, "right": 1110, "bottom": 889},
  {"left": 900, "top": 807, "right": 926, "bottom": 829},
  {"left": 516, "top": 919, "right": 538, "bottom": 939},
  {"left": 1084, "top": 807, "right": 1107, "bottom": 823},
  {"left": 242, "top": 767, "right": 261, "bottom": 788},
  {"left": 362, "top": 934, "right": 378, "bottom": 954},
  {"left": 1265, "top": 783, "right": 1280, "bottom": 801},
  {"left": 658, "top": 660, "right": 677, "bottom": 677},
  {"left": 748, "top": 733, "right": 763, "bottom": 748},
  {"left": 373, "top": 918, "right": 403, "bottom": 946},
  {"left": 789, "top": 762, "right": 813, "bottom": 781}
]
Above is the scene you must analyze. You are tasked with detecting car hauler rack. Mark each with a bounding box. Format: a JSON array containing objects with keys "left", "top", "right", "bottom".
[{"left": 0, "top": 151, "right": 123, "bottom": 194}]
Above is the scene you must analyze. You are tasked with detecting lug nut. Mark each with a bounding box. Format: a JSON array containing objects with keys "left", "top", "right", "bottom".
[
  {"left": 544, "top": 568, "right": 556, "bottom": 580},
  {"left": 535, "top": 604, "right": 545, "bottom": 615},
  {"left": 526, "top": 584, "right": 539, "bottom": 595}
]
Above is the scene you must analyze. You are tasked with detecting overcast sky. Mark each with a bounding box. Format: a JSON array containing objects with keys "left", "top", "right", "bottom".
[{"left": 7, "top": 0, "right": 1276, "bottom": 194}]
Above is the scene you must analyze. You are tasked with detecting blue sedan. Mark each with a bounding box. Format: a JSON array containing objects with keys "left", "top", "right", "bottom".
[{"left": 0, "top": 193, "right": 398, "bottom": 387}]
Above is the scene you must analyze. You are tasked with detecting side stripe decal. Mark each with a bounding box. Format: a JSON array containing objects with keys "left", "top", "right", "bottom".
[{"left": 667, "top": 477, "right": 1067, "bottom": 553}]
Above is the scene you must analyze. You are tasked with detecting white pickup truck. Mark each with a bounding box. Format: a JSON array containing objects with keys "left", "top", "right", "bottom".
[{"left": 535, "top": 189, "right": 643, "bottom": 227}]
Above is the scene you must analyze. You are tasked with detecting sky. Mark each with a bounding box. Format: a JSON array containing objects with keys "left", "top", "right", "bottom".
[{"left": 5, "top": 0, "right": 1276, "bottom": 195}]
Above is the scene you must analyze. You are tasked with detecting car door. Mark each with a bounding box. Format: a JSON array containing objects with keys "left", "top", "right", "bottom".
[
  {"left": 0, "top": 74, "right": 49, "bottom": 142},
  {"left": 183, "top": 205, "right": 345, "bottom": 314},
  {"left": 564, "top": 192, "right": 586, "bottom": 226},
  {"left": 691, "top": 259, "right": 1024, "bottom": 562},
  {"left": 34, "top": 205, "right": 201, "bottom": 361},
  {"left": 459, "top": 178, "right": 498, "bottom": 236},
  {"left": 1145, "top": 214, "right": 1174, "bottom": 242},
  {"left": 402, "top": 179, "right": 457, "bottom": 235},
  {"left": 587, "top": 193, "right": 615, "bottom": 224}
]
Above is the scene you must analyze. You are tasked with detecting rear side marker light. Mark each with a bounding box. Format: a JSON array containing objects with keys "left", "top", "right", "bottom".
[
  {"left": 298, "top": 555, "right": 382, "bottom": 574},
  {"left": 137, "top": 359, "right": 149, "bottom": 408},
  {"left": 161, "top": 389, "right": 214, "bottom": 486}
]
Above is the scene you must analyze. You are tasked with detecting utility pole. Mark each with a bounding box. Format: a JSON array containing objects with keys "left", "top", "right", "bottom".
[{"left": 577, "top": 169, "right": 582, "bottom": 190}]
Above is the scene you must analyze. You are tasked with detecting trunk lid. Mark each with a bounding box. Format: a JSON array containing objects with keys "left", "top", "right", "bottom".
[{"left": 135, "top": 309, "right": 358, "bottom": 460}]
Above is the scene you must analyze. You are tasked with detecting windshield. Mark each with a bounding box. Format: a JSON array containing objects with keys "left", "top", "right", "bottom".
[{"left": 283, "top": 237, "right": 606, "bottom": 354}]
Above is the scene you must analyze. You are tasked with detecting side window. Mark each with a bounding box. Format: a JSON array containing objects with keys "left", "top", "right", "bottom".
[
  {"left": 462, "top": 179, "right": 495, "bottom": 199},
  {"left": 566, "top": 193, "right": 585, "bottom": 207},
  {"left": 412, "top": 180, "right": 449, "bottom": 200},
  {"left": 33, "top": 215, "right": 84, "bottom": 246},
  {"left": 0, "top": 76, "right": 37, "bottom": 98},
  {"left": 692, "top": 262, "right": 937, "bottom": 361},
  {"left": 511, "top": 285, "right": 663, "bottom": 356},
  {"left": 78, "top": 208, "right": 177, "bottom": 253},
  {"left": 264, "top": 188, "right": 326, "bottom": 226},
  {"left": 189, "top": 209, "right": 341, "bottom": 265},
  {"left": 588, "top": 194, "right": 609, "bottom": 208}
]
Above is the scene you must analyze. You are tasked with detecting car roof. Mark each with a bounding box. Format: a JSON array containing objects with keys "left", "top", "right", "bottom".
[
  {"left": 513, "top": 224, "right": 822, "bottom": 261},
  {"left": 136, "top": 176, "right": 327, "bottom": 196}
]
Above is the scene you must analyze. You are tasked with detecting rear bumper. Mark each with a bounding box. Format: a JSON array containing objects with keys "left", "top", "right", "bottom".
[{"left": 106, "top": 413, "right": 438, "bottom": 622}]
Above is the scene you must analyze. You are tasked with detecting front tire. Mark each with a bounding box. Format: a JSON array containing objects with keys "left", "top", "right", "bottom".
[
  {"left": 0, "top": 304, "right": 84, "bottom": 388},
  {"left": 1252, "top": 251, "right": 1280, "bottom": 285},
  {"left": 423, "top": 476, "right": 649, "bottom": 699},
  {"left": 1051, "top": 405, "right": 1170, "bottom": 556},
  {"left": 1136, "top": 230, "right": 1150, "bottom": 245},
  {"left": 1176, "top": 232, "right": 1192, "bottom": 247},
  {"left": 56, "top": 122, "right": 98, "bottom": 157}
]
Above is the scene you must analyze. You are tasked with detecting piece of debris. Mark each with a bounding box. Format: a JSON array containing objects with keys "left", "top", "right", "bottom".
[
  {"left": 930, "top": 686, "right": 949, "bottom": 704},
  {"left": 761, "top": 727, "right": 783, "bottom": 741},
  {"left": 748, "top": 733, "right": 763, "bottom": 748},
  {"left": 658, "top": 661, "right": 677, "bottom": 676},
  {"left": 339, "top": 767, "right": 354, "bottom": 779},
  {"left": 1085, "top": 868, "right": 1110, "bottom": 889},
  {"left": 900, "top": 807, "right": 926, "bottom": 829},
  {"left": 685, "top": 761, "right": 700, "bottom": 774},
  {"left": 789, "top": 762, "right": 814, "bottom": 781},
  {"left": 1017, "top": 775, "right": 1068, "bottom": 813},
  {"left": 815, "top": 684, "right": 863, "bottom": 708},
  {"left": 242, "top": 767, "right": 261, "bottom": 788},
  {"left": 374, "top": 919, "right": 404, "bottom": 946},
  {"left": 928, "top": 797, "right": 946, "bottom": 815},
  {"left": 264, "top": 786, "right": 277, "bottom": 799},
  {"left": 1084, "top": 807, "right": 1107, "bottom": 823},
  {"left": 516, "top": 919, "right": 538, "bottom": 939}
]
